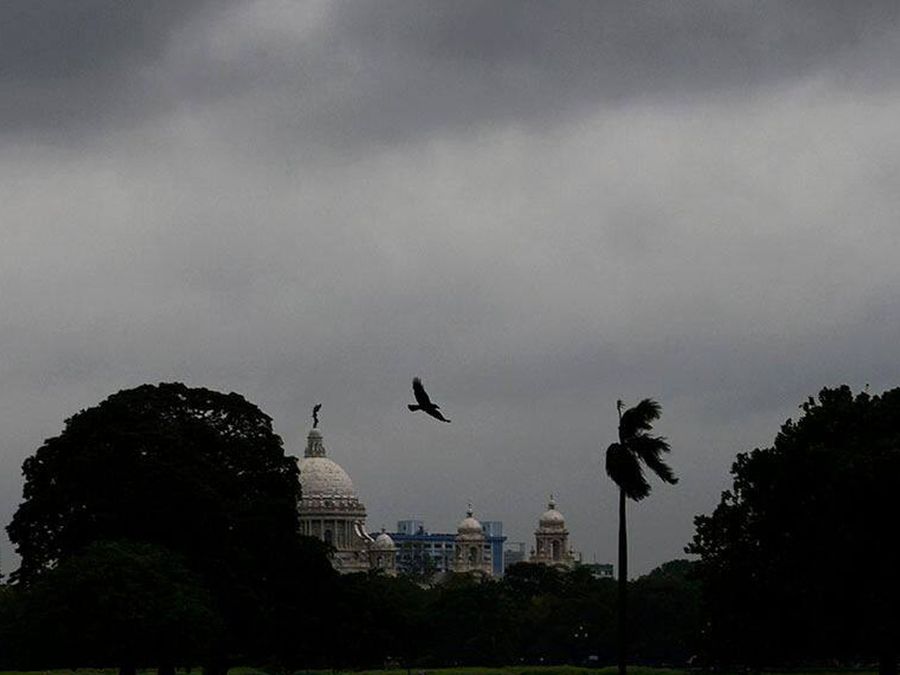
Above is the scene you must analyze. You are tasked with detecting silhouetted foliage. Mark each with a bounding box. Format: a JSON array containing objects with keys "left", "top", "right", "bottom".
[
  {"left": 511, "top": 564, "right": 618, "bottom": 667},
  {"left": 427, "top": 573, "right": 521, "bottom": 666},
  {"left": 0, "top": 541, "right": 220, "bottom": 670},
  {"left": 629, "top": 559, "right": 701, "bottom": 664},
  {"left": 4, "top": 382, "right": 336, "bottom": 669},
  {"left": 325, "top": 571, "right": 429, "bottom": 670},
  {"left": 688, "top": 385, "right": 900, "bottom": 674},
  {"left": 504, "top": 560, "right": 566, "bottom": 597},
  {"left": 1, "top": 556, "right": 700, "bottom": 670}
]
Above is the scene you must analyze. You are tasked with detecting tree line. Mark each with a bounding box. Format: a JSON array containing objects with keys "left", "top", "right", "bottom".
[
  {"left": 0, "top": 383, "right": 897, "bottom": 673},
  {"left": 0, "top": 550, "right": 699, "bottom": 672}
]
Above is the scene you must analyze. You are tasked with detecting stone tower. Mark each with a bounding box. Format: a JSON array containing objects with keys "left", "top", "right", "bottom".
[
  {"left": 453, "top": 505, "right": 492, "bottom": 575},
  {"left": 529, "top": 496, "right": 576, "bottom": 569}
]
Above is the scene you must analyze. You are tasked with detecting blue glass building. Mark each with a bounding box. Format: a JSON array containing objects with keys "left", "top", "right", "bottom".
[{"left": 390, "top": 517, "right": 507, "bottom": 577}]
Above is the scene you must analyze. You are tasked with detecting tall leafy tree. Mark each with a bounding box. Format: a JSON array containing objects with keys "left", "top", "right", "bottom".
[
  {"left": 605, "top": 399, "right": 677, "bottom": 675},
  {"left": 6, "top": 382, "right": 334, "bottom": 670},
  {"left": 688, "top": 386, "right": 900, "bottom": 675}
]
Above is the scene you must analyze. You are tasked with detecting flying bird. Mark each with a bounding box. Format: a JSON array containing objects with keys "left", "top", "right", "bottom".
[{"left": 408, "top": 377, "right": 451, "bottom": 423}]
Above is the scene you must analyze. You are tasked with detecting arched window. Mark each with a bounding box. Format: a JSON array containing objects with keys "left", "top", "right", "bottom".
[
  {"left": 469, "top": 546, "right": 478, "bottom": 564},
  {"left": 552, "top": 540, "right": 561, "bottom": 560},
  {"left": 324, "top": 529, "right": 333, "bottom": 545}
]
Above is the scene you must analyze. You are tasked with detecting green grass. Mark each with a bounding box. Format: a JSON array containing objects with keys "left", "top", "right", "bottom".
[
  {"left": 291, "top": 670, "right": 878, "bottom": 675},
  {"left": 315, "top": 668, "right": 681, "bottom": 675},
  {"left": 313, "top": 667, "right": 686, "bottom": 675}
]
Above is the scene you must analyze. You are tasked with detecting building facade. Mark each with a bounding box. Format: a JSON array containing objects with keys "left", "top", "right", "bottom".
[
  {"left": 528, "top": 497, "right": 578, "bottom": 569},
  {"left": 390, "top": 511, "right": 507, "bottom": 578},
  {"left": 452, "top": 507, "right": 493, "bottom": 575},
  {"left": 297, "top": 426, "right": 392, "bottom": 574},
  {"left": 297, "top": 423, "right": 604, "bottom": 580}
]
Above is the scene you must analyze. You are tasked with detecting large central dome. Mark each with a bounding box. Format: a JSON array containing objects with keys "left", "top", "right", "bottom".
[
  {"left": 298, "top": 428, "right": 361, "bottom": 505},
  {"left": 298, "top": 456, "right": 356, "bottom": 498}
]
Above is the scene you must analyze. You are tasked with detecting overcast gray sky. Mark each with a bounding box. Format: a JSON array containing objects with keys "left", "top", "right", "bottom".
[{"left": 2, "top": 1, "right": 900, "bottom": 576}]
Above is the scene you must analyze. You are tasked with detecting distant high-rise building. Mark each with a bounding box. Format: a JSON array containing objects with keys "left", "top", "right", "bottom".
[
  {"left": 480, "top": 520, "right": 505, "bottom": 572},
  {"left": 581, "top": 562, "right": 614, "bottom": 579},
  {"left": 396, "top": 519, "right": 426, "bottom": 535},
  {"left": 504, "top": 541, "right": 528, "bottom": 569},
  {"left": 389, "top": 509, "right": 507, "bottom": 578}
]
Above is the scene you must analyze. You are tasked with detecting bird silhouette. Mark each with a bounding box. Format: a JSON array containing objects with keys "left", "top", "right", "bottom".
[{"left": 408, "top": 377, "right": 451, "bottom": 423}]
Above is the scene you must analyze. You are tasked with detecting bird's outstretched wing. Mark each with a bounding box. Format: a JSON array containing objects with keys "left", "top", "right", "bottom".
[
  {"left": 426, "top": 408, "right": 451, "bottom": 423},
  {"left": 412, "top": 377, "right": 433, "bottom": 407}
]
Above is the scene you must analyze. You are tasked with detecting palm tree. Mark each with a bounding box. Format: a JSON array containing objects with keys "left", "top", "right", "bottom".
[{"left": 606, "top": 398, "right": 677, "bottom": 675}]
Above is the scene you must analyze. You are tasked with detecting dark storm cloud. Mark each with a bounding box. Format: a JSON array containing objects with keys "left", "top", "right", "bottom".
[
  {"left": 192, "top": 0, "right": 900, "bottom": 148},
  {"left": 315, "top": 0, "right": 899, "bottom": 143},
  {"left": 4, "top": 1, "right": 899, "bottom": 145},
  {"left": 0, "top": 0, "right": 231, "bottom": 137},
  {"left": 2, "top": 2, "right": 900, "bottom": 575}
]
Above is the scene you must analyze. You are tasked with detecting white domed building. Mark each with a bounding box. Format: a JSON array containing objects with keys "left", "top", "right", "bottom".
[
  {"left": 369, "top": 530, "right": 398, "bottom": 576},
  {"left": 452, "top": 506, "right": 493, "bottom": 575},
  {"left": 528, "top": 496, "right": 577, "bottom": 569},
  {"left": 297, "top": 426, "right": 393, "bottom": 574}
]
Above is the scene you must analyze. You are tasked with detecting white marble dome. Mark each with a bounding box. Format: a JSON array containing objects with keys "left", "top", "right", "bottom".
[
  {"left": 457, "top": 508, "right": 483, "bottom": 536},
  {"left": 298, "top": 456, "right": 357, "bottom": 499},
  {"left": 539, "top": 498, "right": 566, "bottom": 529}
]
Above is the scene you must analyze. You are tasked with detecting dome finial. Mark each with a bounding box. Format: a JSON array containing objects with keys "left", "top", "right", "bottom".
[
  {"left": 549, "top": 493, "right": 556, "bottom": 509},
  {"left": 467, "top": 500, "right": 473, "bottom": 518}
]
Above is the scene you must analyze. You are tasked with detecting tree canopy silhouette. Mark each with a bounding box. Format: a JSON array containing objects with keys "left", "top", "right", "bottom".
[
  {"left": 6, "top": 382, "right": 335, "bottom": 670},
  {"left": 688, "top": 385, "right": 900, "bottom": 675},
  {"left": 605, "top": 398, "right": 677, "bottom": 675}
]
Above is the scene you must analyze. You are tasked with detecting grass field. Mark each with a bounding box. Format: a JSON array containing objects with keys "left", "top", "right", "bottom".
[{"left": 0, "top": 668, "right": 879, "bottom": 675}]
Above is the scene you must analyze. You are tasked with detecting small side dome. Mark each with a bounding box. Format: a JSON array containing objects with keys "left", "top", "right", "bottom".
[
  {"left": 539, "top": 496, "right": 566, "bottom": 529},
  {"left": 457, "top": 506, "right": 483, "bottom": 536},
  {"left": 373, "top": 530, "right": 396, "bottom": 551}
]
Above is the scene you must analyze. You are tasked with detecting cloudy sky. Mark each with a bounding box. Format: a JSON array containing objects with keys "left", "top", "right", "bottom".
[{"left": 2, "top": 1, "right": 899, "bottom": 576}]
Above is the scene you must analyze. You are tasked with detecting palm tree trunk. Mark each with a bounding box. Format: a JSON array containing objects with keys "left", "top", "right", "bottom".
[{"left": 618, "top": 486, "right": 627, "bottom": 675}]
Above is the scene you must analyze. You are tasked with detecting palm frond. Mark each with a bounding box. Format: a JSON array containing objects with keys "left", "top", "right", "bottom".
[
  {"left": 631, "top": 435, "right": 678, "bottom": 484},
  {"left": 606, "top": 442, "right": 651, "bottom": 500},
  {"left": 619, "top": 398, "right": 662, "bottom": 440}
]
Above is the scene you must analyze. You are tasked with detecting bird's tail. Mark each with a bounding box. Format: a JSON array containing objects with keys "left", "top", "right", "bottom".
[{"left": 408, "top": 404, "right": 420, "bottom": 411}]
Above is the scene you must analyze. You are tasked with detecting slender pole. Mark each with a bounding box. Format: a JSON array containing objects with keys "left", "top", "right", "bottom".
[
  {"left": 616, "top": 399, "right": 627, "bottom": 675},
  {"left": 618, "top": 486, "right": 627, "bottom": 675}
]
